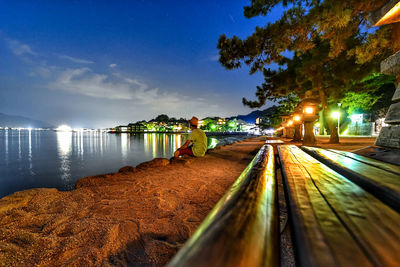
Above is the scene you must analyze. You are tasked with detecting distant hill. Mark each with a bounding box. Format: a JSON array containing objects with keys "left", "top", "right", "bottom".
[
  {"left": 231, "top": 106, "right": 278, "bottom": 124},
  {"left": 0, "top": 112, "right": 54, "bottom": 128}
]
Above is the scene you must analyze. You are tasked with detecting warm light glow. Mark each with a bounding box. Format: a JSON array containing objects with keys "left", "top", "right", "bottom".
[
  {"left": 288, "top": 120, "right": 293, "bottom": 126},
  {"left": 375, "top": 2, "right": 400, "bottom": 26},
  {"left": 293, "top": 115, "right": 301, "bottom": 121},
  {"left": 56, "top": 125, "right": 73, "bottom": 132},
  {"left": 304, "top": 107, "right": 314, "bottom": 114},
  {"left": 331, "top": 112, "right": 340, "bottom": 119}
]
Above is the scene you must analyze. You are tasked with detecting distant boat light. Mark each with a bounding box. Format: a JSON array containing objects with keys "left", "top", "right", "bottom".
[{"left": 56, "top": 125, "right": 73, "bottom": 132}]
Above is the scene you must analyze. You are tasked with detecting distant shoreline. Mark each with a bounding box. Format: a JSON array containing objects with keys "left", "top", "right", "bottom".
[{"left": 109, "top": 131, "right": 251, "bottom": 136}]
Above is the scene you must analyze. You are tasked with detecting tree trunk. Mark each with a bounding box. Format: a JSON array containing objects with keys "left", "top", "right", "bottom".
[
  {"left": 318, "top": 110, "right": 325, "bottom": 135},
  {"left": 318, "top": 88, "right": 339, "bottom": 144}
]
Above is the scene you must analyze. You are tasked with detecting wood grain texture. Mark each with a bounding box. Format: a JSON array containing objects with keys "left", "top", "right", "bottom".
[
  {"left": 168, "top": 145, "right": 278, "bottom": 267},
  {"left": 327, "top": 148, "right": 400, "bottom": 176},
  {"left": 302, "top": 146, "right": 400, "bottom": 213},
  {"left": 279, "top": 145, "right": 400, "bottom": 267}
]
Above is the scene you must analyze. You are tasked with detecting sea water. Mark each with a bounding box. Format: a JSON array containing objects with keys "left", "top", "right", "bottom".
[{"left": 0, "top": 130, "right": 221, "bottom": 198}]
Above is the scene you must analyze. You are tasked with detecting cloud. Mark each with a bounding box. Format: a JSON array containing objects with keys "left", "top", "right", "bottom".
[
  {"left": 228, "top": 14, "right": 235, "bottom": 23},
  {"left": 59, "top": 55, "right": 93, "bottom": 64},
  {"left": 5, "top": 38, "right": 36, "bottom": 56},
  {"left": 109, "top": 63, "right": 117, "bottom": 68},
  {"left": 48, "top": 68, "right": 220, "bottom": 117},
  {"left": 209, "top": 54, "right": 220, "bottom": 62},
  {"left": 29, "top": 66, "right": 52, "bottom": 78},
  {"left": 50, "top": 68, "right": 159, "bottom": 100}
]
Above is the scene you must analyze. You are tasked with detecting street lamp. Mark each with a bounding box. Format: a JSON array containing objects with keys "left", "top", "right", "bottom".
[
  {"left": 304, "top": 106, "right": 314, "bottom": 114},
  {"left": 331, "top": 111, "right": 340, "bottom": 135},
  {"left": 301, "top": 90, "right": 320, "bottom": 146},
  {"left": 293, "top": 115, "right": 301, "bottom": 122}
]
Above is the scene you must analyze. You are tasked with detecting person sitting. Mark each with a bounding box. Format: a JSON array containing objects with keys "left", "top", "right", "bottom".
[{"left": 174, "top": 116, "right": 207, "bottom": 158}]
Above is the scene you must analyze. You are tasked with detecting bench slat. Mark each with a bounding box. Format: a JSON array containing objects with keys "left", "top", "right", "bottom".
[
  {"left": 327, "top": 149, "right": 400, "bottom": 176},
  {"left": 279, "top": 145, "right": 400, "bottom": 267},
  {"left": 168, "top": 145, "right": 278, "bottom": 267},
  {"left": 302, "top": 146, "right": 400, "bottom": 213}
]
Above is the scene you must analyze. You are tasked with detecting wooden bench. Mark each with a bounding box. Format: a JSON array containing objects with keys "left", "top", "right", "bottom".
[
  {"left": 302, "top": 146, "right": 400, "bottom": 213},
  {"left": 168, "top": 145, "right": 278, "bottom": 267},
  {"left": 278, "top": 145, "right": 400, "bottom": 266}
]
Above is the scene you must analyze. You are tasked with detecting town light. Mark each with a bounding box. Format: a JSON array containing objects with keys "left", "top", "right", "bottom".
[
  {"left": 293, "top": 115, "right": 301, "bottom": 122},
  {"left": 288, "top": 120, "right": 293, "bottom": 126},
  {"left": 56, "top": 125, "right": 73, "bottom": 132},
  {"left": 304, "top": 107, "right": 314, "bottom": 114}
]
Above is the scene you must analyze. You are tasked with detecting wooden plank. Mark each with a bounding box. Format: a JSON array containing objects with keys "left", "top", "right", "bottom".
[
  {"left": 279, "top": 145, "right": 372, "bottom": 267},
  {"left": 279, "top": 145, "right": 400, "bottom": 267},
  {"left": 302, "top": 146, "right": 400, "bottom": 213},
  {"left": 327, "top": 148, "right": 400, "bottom": 176},
  {"left": 168, "top": 145, "right": 278, "bottom": 267}
]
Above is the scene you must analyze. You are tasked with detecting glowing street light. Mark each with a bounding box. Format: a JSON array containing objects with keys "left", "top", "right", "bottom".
[
  {"left": 304, "top": 107, "right": 314, "bottom": 114},
  {"left": 331, "top": 112, "right": 340, "bottom": 119},
  {"left": 288, "top": 120, "right": 293, "bottom": 126},
  {"left": 293, "top": 115, "right": 301, "bottom": 122},
  {"left": 331, "top": 112, "right": 340, "bottom": 135}
]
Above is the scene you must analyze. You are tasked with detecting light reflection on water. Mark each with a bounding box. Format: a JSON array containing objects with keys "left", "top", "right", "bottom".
[
  {"left": 0, "top": 130, "right": 221, "bottom": 198},
  {"left": 57, "top": 132, "right": 72, "bottom": 182}
]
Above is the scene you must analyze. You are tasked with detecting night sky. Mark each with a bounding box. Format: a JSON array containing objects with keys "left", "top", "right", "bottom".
[{"left": 0, "top": 1, "right": 280, "bottom": 128}]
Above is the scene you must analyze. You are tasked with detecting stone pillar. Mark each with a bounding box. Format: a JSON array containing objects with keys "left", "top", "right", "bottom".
[
  {"left": 301, "top": 90, "right": 319, "bottom": 146},
  {"left": 375, "top": 50, "right": 400, "bottom": 148},
  {"left": 285, "top": 127, "right": 294, "bottom": 139},
  {"left": 303, "top": 122, "right": 316, "bottom": 146},
  {"left": 293, "top": 124, "right": 302, "bottom": 141},
  {"left": 370, "top": 2, "right": 400, "bottom": 149}
]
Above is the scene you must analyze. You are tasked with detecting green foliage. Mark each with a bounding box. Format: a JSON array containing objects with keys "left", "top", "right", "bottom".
[
  {"left": 201, "top": 118, "right": 218, "bottom": 132},
  {"left": 154, "top": 114, "right": 169, "bottom": 122},
  {"left": 343, "top": 72, "right": 396, "bottom": 118},
  {"left": 276, "top": 94, "right": 302, "bottom": 116},
  {"left": 340, "top": 92, "right": 379, "bottom": 115}
]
